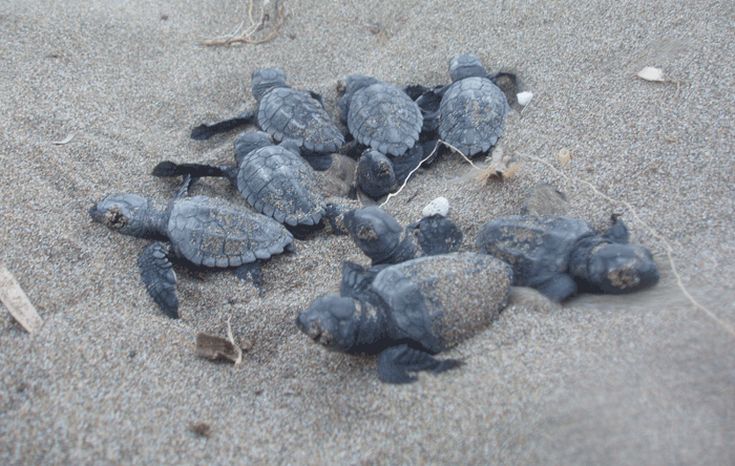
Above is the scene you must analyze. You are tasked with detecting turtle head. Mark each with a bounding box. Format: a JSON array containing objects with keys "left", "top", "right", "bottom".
[
  {"left": 586, "top": 243, "right": 659, "bottom": 294},
  {"left": 356, "top": 150, "right": 397, "bottom": 199},
  {"left": 234, "top": 131, "right": 272, "bottom": 164},
  {"left": 336, "top": 74, "right": 380, "bottom": 120},
  {"left": 449, "top": 53, "right": 487, "bottom": 82},
  {"left": 296, "top": 295, "right": 361, "bottom": 352},
  {"left": 90, "top": 194, "right": 156, "bottom": 238},
  {"left": 343, "top": 206, "right": 402, "bottom": 264},
  {"left": 251, "top": 67, "right": 287, "bottom": 101}
]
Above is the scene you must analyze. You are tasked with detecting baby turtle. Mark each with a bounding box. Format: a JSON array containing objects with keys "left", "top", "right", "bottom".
[
  {"left": 355, "top": 139, "right": 438, "bottom": 200},
  {"left": 476, "top": 215, "right": 659, "bottom": 302},
  {"left": 89, "top": 176, "right": 293, "bottom": 318},
  {"left": 153, "top": 131, "right": 326, "bottom": 228},
  {"left": 414, "top": 54, "right": 511, "bottom": 157},
  {"left": 296, "top": 253, "right": 512, "bottom": 384},
  {"left": 191, "top": 68, "right": 344, "bottom": 155},
  {"left": 338, "top": 74, "right": 423, "bottom": 157},
  {"left": 342, "top": 206, "right": 463, "bottom": 265}
]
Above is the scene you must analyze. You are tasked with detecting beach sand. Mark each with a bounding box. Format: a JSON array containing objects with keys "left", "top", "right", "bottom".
[{"left": 1, "top": 0, "right": 734, "bottom": 463}]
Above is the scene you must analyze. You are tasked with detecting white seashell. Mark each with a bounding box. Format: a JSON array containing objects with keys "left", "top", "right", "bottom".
[
  {"left": 422, "top": 197, "right": 449, "bottom": 218},
  {"left": 516, "top": 91, "right": 534, "bottom": 106},
  {"left": 636, "top": 66, "right": 666, "bottom": 82}
]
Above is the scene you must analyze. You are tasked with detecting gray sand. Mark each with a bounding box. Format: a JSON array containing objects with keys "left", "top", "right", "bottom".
[{"left": 2, "top": 0, "right": 734, "bottom": 464}]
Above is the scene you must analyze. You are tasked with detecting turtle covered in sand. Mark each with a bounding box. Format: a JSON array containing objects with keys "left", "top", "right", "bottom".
[
  {"left": 297, "top": 253, "right": 512, "bottom": 383},
  {"left": 476, "top": 213, "right": 659, "bottom": 302}
]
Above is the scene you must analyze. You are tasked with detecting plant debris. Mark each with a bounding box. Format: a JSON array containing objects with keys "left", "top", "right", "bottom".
[
  {"left": 195, "top": 317, "right": 249, "bottom": 364},
  {"left": 202, "top": 0, "right": 287, "bottom": 46},
  {"left": 189, "top": 421, "right": 212, "bottom": 438},
  {"left": 557, "top": 148, "right": 573, "bottom": 167},
  {"left": 476, "top": 145, "right": 521, "bottom": 183},
  {"left": 0, "top": 265, "right": 43, "bottom": 334}
]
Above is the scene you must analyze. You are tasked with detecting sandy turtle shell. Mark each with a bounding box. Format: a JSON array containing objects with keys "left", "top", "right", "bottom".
[
  {"left": 237, "top": 145, "right": 325, "bottom": 227},
  {"left": 475, "top": 215, "right": 593, "bottom": 288},
  {"left": 258, "top": 87, "right": 345, "bottom": 153},
  {"left": 347, "top": 83, "right": 423, "bottom": 157},
  {"left": 371, "top": 252, "right": 512, "bottom": 352},
  {"left": 167, "top": 196, "right": 294, "bottom": 268},
  {"left": 439, "top": 77, "right": 508, "bottom": 157}
]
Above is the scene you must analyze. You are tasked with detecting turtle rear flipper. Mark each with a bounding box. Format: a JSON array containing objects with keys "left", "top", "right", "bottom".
[
  {"left": 535, "top": 273, "right": 577, "bottom": 302},
  {"left": 152, "top": 161, "right": 233, "bottom": 180},
  {"left": 377, "top": 344, "right": 463, "bottom": 384},
  {"left": 234, "top": 262, "right": 264, "bottom": 295},
  {"left": 190, "top": 110, "right": 256, "bottom": 140},
  {"left": 138, "top": 241, "right": 179, "bottom": 318}
]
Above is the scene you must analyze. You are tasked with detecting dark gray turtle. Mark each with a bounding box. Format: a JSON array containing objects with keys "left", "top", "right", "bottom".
[
  {"left": 296, "top": 253, "right": 512, "bottom": 383},
  {"left": 411, "top": 54, "right": 512, "bottom": 158},
  {"left": 341, "top": 206, "right": 463, "bottom": 266},
  {"left": 337, "top": 74, "right": 423, "bottom": 157},
  {"left": 191, "top": 68, "right": 344, "bottom": 156},
  {"left": 153, "top": 131, "right": 326, "bottom": 228},
  {"left": 89, "top": 176, "right": 293, "bottom": 318},
  {"left": 476, "top": 215, "right": 659, "bottom": 302},
  {"left": 438, "top": 54, "right": 509, "bottom": 157},
  {"left": 354, "top": 139, "right": 438, "bottom": 200}
]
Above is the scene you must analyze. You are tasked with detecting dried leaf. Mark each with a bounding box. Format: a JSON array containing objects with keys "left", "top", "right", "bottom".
[
  {"left": 637, "top": 66, "right": 666, "bottom": 82},
  {"left": 557, "top": 148, "right": 573, "bottom": 167},
  {"left": 0, "top": 265, "right": 43, "bottom": 333},
  {"left": 476, "top": 145, "right": 521, "bottom": 183},
  {"left": 195, "top": 318, "right": 246, "bottom": 364}
]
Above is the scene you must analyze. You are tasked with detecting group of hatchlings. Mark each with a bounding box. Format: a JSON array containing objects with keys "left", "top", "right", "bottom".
[{"left": 91, "top": 54, "right": 659, "bottom": 384}]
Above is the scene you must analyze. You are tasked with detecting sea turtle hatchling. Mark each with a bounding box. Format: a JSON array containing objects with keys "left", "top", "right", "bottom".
[
  {"left": 296, "top": 252, "right": 512, "bottom": 384},
  {"left": 338, "top": 74, "right": 424, "bottom": 157},
  {"left": 153, "top": 131, "right": 326, "bottom": 229},
  {"left": 191, "top": 68, "right": 345, "bottom": 156},
  {"left": 89, "top": 176, "right": 293, "bottom": 318},
  {"left": 476, "top": 214, "right": 659, "bottom": 302},
  {"left": 341, "top": 206, "right": 463, "bottom": 266},
  {"left": 414, "top": 54, "right": 512, "bottom": 157}
]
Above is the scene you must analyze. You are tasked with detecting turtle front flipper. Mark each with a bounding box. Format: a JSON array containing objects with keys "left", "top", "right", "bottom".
[
  {"left": 377, "top": 344, "right": 463, "bottom": 384},
  {"left": 138, "top": 241, "right": 179, "bottom": 318},
  {"left": 535, "top": 273, "right": 577, "bottom": 302},
  {"left": 603, "top": 214, "right": 630, "bottom": 244},
  {"left": 190, "top": 110, "right": 256, "bottom": 140}
]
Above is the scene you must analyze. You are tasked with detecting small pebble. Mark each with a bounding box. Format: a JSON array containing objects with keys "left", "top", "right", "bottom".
[
  {"left": 422, "top": 197, "right": 449, "bottom": 218},
  {"left": 517, "top": 91, "right": 534, "bottom": 106}
]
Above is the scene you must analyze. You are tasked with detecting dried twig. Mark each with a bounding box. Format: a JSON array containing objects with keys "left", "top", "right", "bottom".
[
  {"left": 202, "top": 0, "right": 287, "bottom": 47},
  {"left": 0, "top": 265, "right": 43, "bottom": 333},
  {"left": 526, "top": 154, "right": 735, "bottom": 338}
]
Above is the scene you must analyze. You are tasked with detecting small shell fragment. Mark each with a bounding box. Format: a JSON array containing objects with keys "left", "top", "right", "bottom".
[
  {"left": 516, "top": 91, "right": 534, "bottom": 106},
  {"left": 636, "top": 66, "right": 666, "bottom": 82},
  {"left": 557, "top": 148, "right": 573, "bottom": 167},
  {"left": 422, "top": 197, "right": 449, "bottom": 218}
]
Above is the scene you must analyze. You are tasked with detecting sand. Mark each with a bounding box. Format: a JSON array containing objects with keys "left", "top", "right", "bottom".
[{"left": 1, "top": 0, "right": 734, "bottom": 464}]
